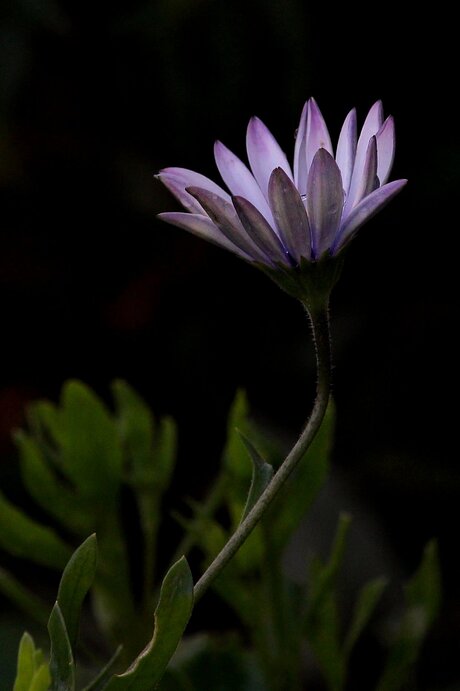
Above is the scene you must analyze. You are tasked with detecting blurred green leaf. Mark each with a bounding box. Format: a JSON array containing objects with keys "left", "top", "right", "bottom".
[
  {"left": 160, "top": 633, "right": 265, "bottom": 691},
  {"left": 48, "top": 603, "right": 75, "bottom": 691},
  {"left": 15, "top": 430, "right": 92, "bottom": 535},
  {"left": 112, "top": 379, "right": 155, "bottom": 484},
  {"left": 307, "top": 513, "right": 351, "bottom": 622},
  {"left": 57, "top": 534, "right": 98, "bottom": 653},
  {"left": 376, "top": 540, "right": 441, "bottom": 691},
  {"left": 0, "top": 491, "right": 71, "bottom": 568},
  {"left": 0, "top": 567, "right": 49, "bottom": 625},
  {"left": 13, "top": 632, "right": 51, "bottom": 691},
  {"left": 343, "top": 576, "right": 387, "bottom": 660},
  {"left": 238, "top": 432, "right": 273, "bottom": 523},
  {"left": 58, "top": 380, "right": 122, "bottom": 502},
  {"left": 114, "top": 379, "right": 177, "bottom": 489},
  {"left": 105, "top": 556, "right": 194, "bottom": 690},
  {"left": 304, "top": 514, "right": 351, "bottom": 691},
  {"left": 152, "top": 416, "right": 177, "bottom": 492},
  {"left": 13, "top": 632, "right": 35, "bottom": 691},
  {"left": 82, "top": 646, "right": 123, "bottom": 691},
  {"left": 29, "top": 665, "right": 52, "bottom": 691},
  {"left": 271, "top": 400, "right": 335, "bottom": 552}
]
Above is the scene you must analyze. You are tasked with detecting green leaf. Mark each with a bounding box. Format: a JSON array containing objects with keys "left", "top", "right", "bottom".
[
  {"left": 48, "top": 602, "right": 75, "bottom": 691},
  {"left": 0, "top": 567, "right": 49, "bottom": 625},
  {"left": 57, "top": 534, "right": 98, "bottom": 653},
  {"left": 105, "top": 556, "right": 194, "bottom": 690},
  {"left": 113, "top": 379, "right": 154, "bottom": 481},
  {"left": 113, "top": 379, "right": 177, "bottom": 492},
  {"left": 307, "top": 513, "right": 351, "bottom": 620},
  {"left": 376, "top": 540, "right": 441, "bottom": 691},
  {"left": 343, "top": 577, "right": 387, "bottom": 660},
  {"left": 13, "top": 632, "right": 35, "bottom": 691},
  {"left": 15, "top": 431, "right": 92, "bottom": 536},
  {"left": 305, "top": 514, "right": 352, "bottom": 691},
  {"left": 0, "top": 491, "right": 71, "bottom": 569},
  {"left": 238, "top": 432, "right": 273, "bottom": 522},
  {"left": 271, "top": 400, "right": 335, "bottom": 551},
  {"left": 82, "top": 646, "right": 123, "bottom": 691},
  {"left": 29, "top": 664, "right": 52, "bottom": 691},
  {"left": 59, "top": 381, "right": 122, "bottom": 502}
]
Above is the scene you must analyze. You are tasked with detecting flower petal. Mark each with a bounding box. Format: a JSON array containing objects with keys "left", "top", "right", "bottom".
[
  {"left": 232, "top": 195, "right": 290, "bottom": 266},
  {"left": 246, "top": 116, "right": 293, "bottom": 202},
  {"left": 305, "top": 98, "right": 334, "bottom": 177},
  {"left": 157, "top": 167, "right": 231, "bottom": 214},
  {"left": 376, "top": 115, "right": 395, "bottom": 185},
  {"left": 186, "top": 186, "right": 271, "bottom": 264},
  {"left": 352, "top": 136, "right": 379, "bottom": 207},
  {"left": 335, "top": 108, "right": 357, "bottom": 196},
  {"left": 213, "top": 140, "right": 275, "bottom": 226},
  {"left": 293, "top": 100, "right": 308, "bottom": 193},
  {"left": 345, "top": 101, "right": 384, "bottom": 212},
  {"left": 157, "top": 212, "right": 251, "bottom": 259},
  {"left": 268, "top": 167, "right": 311, "bottom": 262},
  {"left": 333, "top": 179, "right": 408, "bottom": 253},
  {"left": 306, "top": 149, "right": 344, "bottom": 258}
]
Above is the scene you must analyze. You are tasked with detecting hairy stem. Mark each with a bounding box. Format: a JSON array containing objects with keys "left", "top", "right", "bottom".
[{"left": 193, "top": 303, "right": 332, "bottom": 602}]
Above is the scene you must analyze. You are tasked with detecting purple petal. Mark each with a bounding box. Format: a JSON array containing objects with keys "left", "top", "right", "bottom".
[
  {"left": 306, "top": 149, "right": 344, "bottom": 258},
  {"left": 157, "top": 212, "right": 251, "bottom": 259},
  {"left": 335, "top": 108, "right": 357, "bottom": 196},
  {"left": 333, "top": 179, "right": 408, "bottom": 252},
  {"left": 213, "top": 140, "right": 275, "bottom": 227},
  {"left": 305, "top": 98, "right": 334, "bottom": 177},
  {"left": 345, "top": 101, "right": 384, "bottom": 212},
  {"left": 157, "top": 167, "right": 231, "bottom": 214},
  {"left": 376, "top": 116, "right": 395, "bottom": 185},
  {"left": 352, "top": 136, "right": 379, "bottom": 208},
  {"left": 268, "top": 167, "right": 311, "bottom": 262},
  {"left": 186, "top": 186, "right": 271, "bottom": 263},
  {"left": 293, "top": 100, "right": 308, "bottom": 194},
  {"left": 246, "top": 116, "right": 293, "bottom": 202},
  {"left": 232, "top": 196, "right": 290, "bottom": 266}
]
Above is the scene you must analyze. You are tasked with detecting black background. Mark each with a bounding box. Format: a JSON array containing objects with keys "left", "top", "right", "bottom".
[{"left": 1, "top": 1, "right": 459, "bottom": 688}]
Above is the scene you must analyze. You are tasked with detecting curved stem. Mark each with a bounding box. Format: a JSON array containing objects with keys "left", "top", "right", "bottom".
[{"left": 193, "top": 303, "right": 332, "bottom": 602}]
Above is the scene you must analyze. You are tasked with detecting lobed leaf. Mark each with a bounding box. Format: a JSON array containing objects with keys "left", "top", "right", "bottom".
[
  {"left": 48, "top": 602, "right": 75, "bottom": 691},
  {"left": 0, "top": 491, "right": 71, "bottom": 569},
  {"left": 57, "top": 534, "right": 98, "bottom": 653},
  {"left": 238, "top": 432, "right": 273, "bottom": 523},
  {"left": 15, "top": 431, "right": 92, "bottom": 536},
  {"left": 105, "top": 557, "right": 193, "bottom": 690}
]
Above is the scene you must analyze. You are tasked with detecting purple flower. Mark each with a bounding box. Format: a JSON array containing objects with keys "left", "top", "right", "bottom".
[{"left": 157, "top": 99, "right": 406, "bottom": 269}]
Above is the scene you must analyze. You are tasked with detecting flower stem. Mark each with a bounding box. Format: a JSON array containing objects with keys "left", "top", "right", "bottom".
[{"left": 193, "top": 303, "right": 332, "bottom": 602}]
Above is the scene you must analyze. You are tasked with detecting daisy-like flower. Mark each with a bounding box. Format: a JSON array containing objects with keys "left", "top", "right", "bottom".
[{"left": 157, "top": 99, "right": 406, "bottom": 302}]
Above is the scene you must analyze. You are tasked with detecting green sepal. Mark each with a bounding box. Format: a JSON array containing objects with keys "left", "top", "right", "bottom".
[
  {"left": 257, "top": 253, "right": 344, "bottom": 310},
  {"left": 238, "top": 431, "right": 273, "bottom": 522},
  {"left": 48, "top": 602, "right": 75, "bottom": 691},
  {"left": 56, "top": 534, "right": 98, "bottom": 654},
  {"left": 104, "top": 556, "right": 194, "bottom": 689}
]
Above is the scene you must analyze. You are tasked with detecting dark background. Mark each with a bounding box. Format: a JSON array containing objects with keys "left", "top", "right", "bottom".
[{"left": 1, "top": 0, "right": 459, "bottom": 688}]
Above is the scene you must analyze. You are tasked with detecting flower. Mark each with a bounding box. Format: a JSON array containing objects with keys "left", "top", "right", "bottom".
[{"left": 157, "top": 99, "right": 406, "bottom": 271}]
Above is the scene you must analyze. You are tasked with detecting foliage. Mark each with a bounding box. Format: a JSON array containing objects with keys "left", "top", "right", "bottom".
[{"left": 0, "top": 381, "right": 442, "bottom": 690}]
